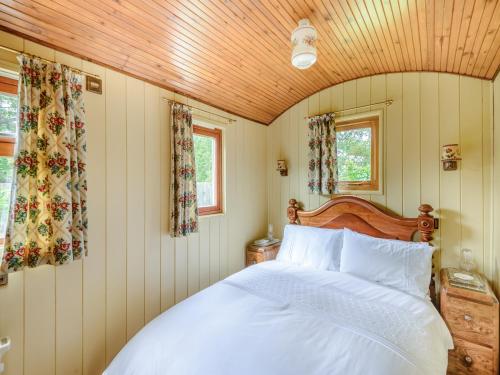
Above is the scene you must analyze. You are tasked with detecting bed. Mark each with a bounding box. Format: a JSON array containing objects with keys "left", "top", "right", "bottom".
[{"left": 104, "top": 196, "right": 452, "bottom": 375}]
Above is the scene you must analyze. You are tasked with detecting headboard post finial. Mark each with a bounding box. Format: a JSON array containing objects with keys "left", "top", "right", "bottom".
[
  {"left": 417, "top": 204, "right": 435, "bottom": 243},
  {"left": 418, "top": 203, "right": 437, "bottom": 306},
  {"left": 288, "top": 199, "right": 299, "bottom": 224}
]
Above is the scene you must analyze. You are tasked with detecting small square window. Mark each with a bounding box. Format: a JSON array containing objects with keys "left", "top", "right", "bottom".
[
  {"left": 336, "top": 114, "right": 380, "bottom": 193},
  {"left": 193, "top": 125, "right": 222, "bottom": 215}
]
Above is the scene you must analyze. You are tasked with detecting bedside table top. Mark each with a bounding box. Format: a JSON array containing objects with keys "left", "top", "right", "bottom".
[
  {"left": 440, "top": 268, "right": 498, "bottom": 306},
  {"left": 248, "top": 240, "right": 281, "bottom": 252}
]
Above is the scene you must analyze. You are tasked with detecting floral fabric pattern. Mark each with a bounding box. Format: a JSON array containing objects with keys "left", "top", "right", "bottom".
[
  {"left": 307, "top": 113, "right": 338, "bottom": 195},
  {"left": 1, "top": 54, "right": 87, "bottom": 272},
  {"left": 169, "top": 103, "right": 199, "bottom": 237}
]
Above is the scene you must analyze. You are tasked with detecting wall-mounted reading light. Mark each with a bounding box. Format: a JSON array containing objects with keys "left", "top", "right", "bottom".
[
  {"left": 441, "top": 144, "right": 461, "bottom": 171},
  {"left": 277, "top": 160, "right": 288, "bottom": 176}
]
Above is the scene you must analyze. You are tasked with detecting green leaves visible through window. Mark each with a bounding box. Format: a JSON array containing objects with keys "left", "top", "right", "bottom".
[
  {"left": 194, "top": 133, "right": 215, "bottom": 208},
  {"left": 337, "top": 127, "right": 371, "bottom": 182}
]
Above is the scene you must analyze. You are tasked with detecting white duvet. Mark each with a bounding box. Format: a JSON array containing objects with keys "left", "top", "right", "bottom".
[{"left": 104, "top": 261, "right": 453, "bottom": 375}]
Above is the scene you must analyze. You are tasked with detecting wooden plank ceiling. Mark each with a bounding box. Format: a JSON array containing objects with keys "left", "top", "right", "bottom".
[{"left": 1, "top": 1, "right": 500, "bottom": 124}]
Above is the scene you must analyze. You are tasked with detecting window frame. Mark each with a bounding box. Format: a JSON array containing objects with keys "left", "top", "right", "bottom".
[
  {"left": 0, "top": 75, "right": 17, "bottom": 248},
  {"left": 193, "top": 124, "right": 223, "bottom": 216},
  {"left": 0, "top": 76, "right": 17, "bottom": 157},
  {"left": 335, "top": 110, "right": 383, "bottom": 194}
]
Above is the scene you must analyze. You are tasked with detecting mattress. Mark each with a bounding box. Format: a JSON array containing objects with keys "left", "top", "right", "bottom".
[{"left": 104, "top": 261, "right": 453, "bottom": 375}]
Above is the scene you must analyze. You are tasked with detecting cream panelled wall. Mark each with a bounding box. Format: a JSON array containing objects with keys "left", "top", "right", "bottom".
[
  {"left": 0, "top": 31, "right": 268, "bottom": 375},
  {"left": 494, "top": 75, "right": 500, "bottom": 292},
  {"left": 267, "top": 72, "right": 494, "bottom": 285}
]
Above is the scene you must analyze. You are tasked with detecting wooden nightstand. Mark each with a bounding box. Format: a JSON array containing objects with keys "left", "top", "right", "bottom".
[
  {"left": 246, "top": 241, "right": 281, "bottom": 267},
  {"left": 440, "top": 268, "right": 499, "bottom": 374}
]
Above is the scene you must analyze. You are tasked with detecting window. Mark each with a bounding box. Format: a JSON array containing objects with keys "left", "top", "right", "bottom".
[
  {"left": 193, "top": 125, "right": 222, "bottom": 215},
  {"left": 0, "top": 76, "right": 18, "bottom": 250},
  {"left": 336, "top": 112, "right": 381, "bottom": 193}
]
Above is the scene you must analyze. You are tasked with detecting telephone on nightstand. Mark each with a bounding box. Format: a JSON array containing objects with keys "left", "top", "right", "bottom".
[{"left": 0, "top": 336, "right": 11, "bottom": 374}]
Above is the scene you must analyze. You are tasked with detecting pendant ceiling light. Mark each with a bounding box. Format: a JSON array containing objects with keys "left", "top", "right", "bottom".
[{"left": 291, "top": 19, "right": 317, "bottom": 70}]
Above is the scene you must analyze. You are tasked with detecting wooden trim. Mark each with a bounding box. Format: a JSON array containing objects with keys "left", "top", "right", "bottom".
[
  {"left": 0, "top": 136, "right": 16, "bottom": 157},
  {"left": 336, "top": 116, "right": 379, "bottom": 192},
  {"left": 0, "top": 76, "right": 17, "bottom": 95},
  {"left": 193, "top": 125, "right": 222, "bottom": 216}
]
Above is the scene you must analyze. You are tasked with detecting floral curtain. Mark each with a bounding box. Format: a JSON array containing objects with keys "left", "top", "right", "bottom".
[
  {"left": 169, "top": 103, "right": 198, "bottom": 237},
  {"left": 307, "top": 113, "right": 338, "bottom": 195},
  {"left": 1, "top": 54, "right": 87, "bottom": 272}
]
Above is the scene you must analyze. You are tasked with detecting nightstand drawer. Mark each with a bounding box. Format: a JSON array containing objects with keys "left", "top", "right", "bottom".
[
  {"left": 448, "top": 337, "right": 494, "bottom": 375},
  {"left": 445, "top": 296, "right": 496, "bottom": 347},
  {"left": 246, "top": 251, "right": 263, "bottom": 266}
]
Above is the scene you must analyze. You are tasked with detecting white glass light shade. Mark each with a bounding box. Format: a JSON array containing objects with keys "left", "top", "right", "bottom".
[{"left": 291, "top": 19, "right": 317, "bottom": 70}]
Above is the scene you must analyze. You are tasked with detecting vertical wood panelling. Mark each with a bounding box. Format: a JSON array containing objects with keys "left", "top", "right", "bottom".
[
  {"left": 82, "top": 60, "right": 106, "bottom": 375},
  {"left": 105, "top": 69, "right": 127, "bottom": 363},
  {"left": 0, "top": 33, "right": 270, "bottom": 375},
  {"left": 198, "top": 220, "right": 210, "bottom": 290},
  {"left": 0, "top": 272, "right": 23, "bottom": 375},
  {"left": 402, "top": 73, "right": 421, "bottom": 217},
  {"left": 187, "top": 232, "right": 200, "bottom": 296},
  {"left": 420, "top": 73, "right": 441, "bottom": 268},
  {"left": 439, "top": 74, "right": 461, "bottom": 269},
  {"left": 55, "top": 260, "right": 83, "bottom": 375},
  {"left": 460, "top": 77, "right": 484, "bottom": 271},
  {"left": 174, "top": 238, "right": 188, "bottom": 303},
  {"left": 144, "top": 83, "right": 161, "bottom": 322},
  {"left": 288, "top": 105, "right": 299, "bottom": 208},
  {"left": 159, "top": 89, "right": 175, "bottom": 312},
  {"left": 482, "top": 82, "right": 493, "bottom": 281},
  {"left": 209, "top": 217, "right": 220, "bottom": 285},
  {"left": 493, "top": 75, "right": 500, "bottom": 292},
  {"left": 0, "top": 32, "right": 270, "bottom": 375},
  {"left": 281, "top": 111, "right": 291, "bottom": 228},
  {"left": 267, "top": 72, "right": 494, "bottom": 284},
  {"left": 386, "top": 74, "right": 404, "bottom": 215},
  {"left": 24, "top": 267, "right": 56, "bottom": 375},
  {"left": 126, "top": 77, "right": 146, "bottom": 339}
]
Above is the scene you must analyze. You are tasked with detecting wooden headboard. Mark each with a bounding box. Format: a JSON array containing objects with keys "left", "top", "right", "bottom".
[
  {"left": 287, "top": 196, "right": 436, "bottom": 242},
  {"left": 287, "top": 196, "right": 438, "bottom": 302}
]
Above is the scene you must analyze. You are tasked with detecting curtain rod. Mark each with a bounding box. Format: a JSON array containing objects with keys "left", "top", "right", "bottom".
[
  {"left": 163, "top": 98, "right": 236, "bottom": 123},
  {"left": 0, "top": 45, "right": 100, "bottom": 78},
  {"left": 304, "top": 99, "right": 393, "bottom": 120}
]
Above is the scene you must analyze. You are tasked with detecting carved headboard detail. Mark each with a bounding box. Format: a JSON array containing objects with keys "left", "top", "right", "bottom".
[{"left": 287, "top": 196, "right": 438, "bottom": 302}]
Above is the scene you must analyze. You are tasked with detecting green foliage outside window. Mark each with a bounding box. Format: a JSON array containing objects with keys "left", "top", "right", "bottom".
[
  {"left": 194, "top": 134, "right": 214, "bottom": 183},
  {"left": 0, "top": 92, "right": 17, "bottom": 238},
  {"left": 0, "top": 93, "right": 17, "bottom": 134},
  {"left": 337, "top": 127, "right": 371, "bottom": 182}
]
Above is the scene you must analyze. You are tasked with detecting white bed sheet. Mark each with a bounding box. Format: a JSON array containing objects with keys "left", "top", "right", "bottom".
[{"left": 104, "top": 261, "right": 452, "bottom": 375}]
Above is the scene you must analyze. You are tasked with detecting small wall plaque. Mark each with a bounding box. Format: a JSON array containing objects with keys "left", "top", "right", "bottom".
[
  {"left": 86, "top": 75, "right": 102, "bottom": 94},
  {"left": 0, "top": 273, "right": 7, "bottom": 287}
]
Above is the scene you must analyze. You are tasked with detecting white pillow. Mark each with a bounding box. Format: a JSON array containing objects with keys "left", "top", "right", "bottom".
[
  {"left": 339, "top": 228, "right": 434, "bottom": 299},
  {"left": 276, "top": 225, "right": 344, "bottom": 271}
]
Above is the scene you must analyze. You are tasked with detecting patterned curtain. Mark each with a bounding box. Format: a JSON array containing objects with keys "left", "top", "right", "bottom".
[
  {"left": 1, "top": 55, "right": 87, "bottom": 273},
  {"left": 169, "top": 103, "right": 199, "bottom": 237},
  {"left": 307, "top": 113, "right": 338, "bottom": 195}
]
